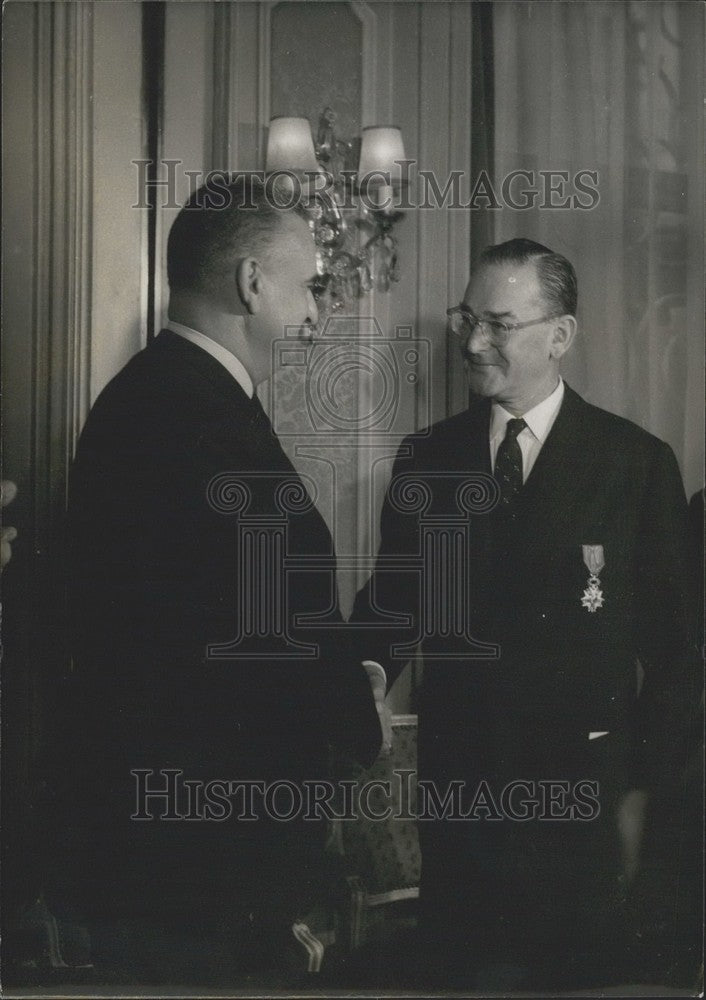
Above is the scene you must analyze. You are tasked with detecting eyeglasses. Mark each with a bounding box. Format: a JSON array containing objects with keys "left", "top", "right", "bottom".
[{"left": 446, "top": 305, "right": 560, "bottom": 347}]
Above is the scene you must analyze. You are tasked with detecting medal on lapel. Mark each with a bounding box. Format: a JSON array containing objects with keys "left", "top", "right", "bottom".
[{"left": 581, "top": 544, "right": 605, "bottom": 612}]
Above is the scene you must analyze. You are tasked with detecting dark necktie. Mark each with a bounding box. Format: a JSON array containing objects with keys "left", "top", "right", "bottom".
[{"left": 495, "top": 417, "right": 527, "bottom": 506}]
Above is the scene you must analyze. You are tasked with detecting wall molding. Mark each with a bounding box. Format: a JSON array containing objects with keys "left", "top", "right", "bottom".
[
  {"left": 211, "top": 3, "right": 236, "bottom": 170},
  {"left": 33, "top": 1, "right": 94, "bottom": 545},
  {"left": 256, "top": 1, "right": 378, "bottom": 161}
]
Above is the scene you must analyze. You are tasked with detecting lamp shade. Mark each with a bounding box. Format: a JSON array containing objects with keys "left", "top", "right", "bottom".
[
  {"left": 357, "top": 126, "right": 406, "bottom": 184},
  {"left": 265, "top": 117, "right": 318, "bottom": 173}
]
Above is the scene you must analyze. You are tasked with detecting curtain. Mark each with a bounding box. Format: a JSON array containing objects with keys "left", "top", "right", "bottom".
[
  {"left": 492, "top": 0, "right": 704, "bottom": 498},
  {"left": 470, "top": 1, "right": 496, "bottom": 270}
]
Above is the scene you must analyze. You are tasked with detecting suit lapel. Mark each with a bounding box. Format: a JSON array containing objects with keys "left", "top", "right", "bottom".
[
  {"left": 466, "top": 401, "right": 493, "bottom": 475},
  {"left": 439, "top": 400, "right": 492, "bottom": 475},
  {"left": 505, "top": 384, "right": 604, "bottom": 553}
]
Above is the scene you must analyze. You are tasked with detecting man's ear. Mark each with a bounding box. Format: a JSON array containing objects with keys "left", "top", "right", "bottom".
[
  {"left": 549, "top": 314, "right": 577, "bottom": 359},
  {"left": 236, "top": 257, "right": 263, "bottom": 315}
]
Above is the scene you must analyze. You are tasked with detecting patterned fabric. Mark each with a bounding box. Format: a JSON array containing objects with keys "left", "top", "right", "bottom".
[
  {"left": 494, "top": 417, "right": 527, "bottom": 505},
  {"left": 340, "top": 717, "right": 421, "bottom": 894}
]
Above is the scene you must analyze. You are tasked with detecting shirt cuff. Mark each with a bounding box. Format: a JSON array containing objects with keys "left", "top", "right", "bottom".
[{"left": 362, "top": 660, "right": 387, "bottom": 689}]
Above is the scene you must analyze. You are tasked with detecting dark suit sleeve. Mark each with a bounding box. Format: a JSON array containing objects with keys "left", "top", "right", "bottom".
[
  {"left": 351, "top": 440, "right": 423, "bottom": 691},
  {"left": 319, "top": 632, "right": 384, "bottom": 769},
  {"left": 191, "top": 432, "right": 384, "bottom": 771},
  {"left": 631, "top": 440, "right": 699, "bottom": 791}
]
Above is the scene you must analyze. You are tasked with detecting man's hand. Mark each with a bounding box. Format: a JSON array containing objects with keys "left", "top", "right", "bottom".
[
  {"left": 616, "top": 788, "right": 649, "bottom": 883},
  {"left": 362, "top": 661, "right": 392, "bottom": 757}
]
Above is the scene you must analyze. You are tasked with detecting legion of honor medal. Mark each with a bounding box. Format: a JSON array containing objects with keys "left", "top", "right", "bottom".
[{"left": 581, "top": 544, "right": 605, "bottom": 613}]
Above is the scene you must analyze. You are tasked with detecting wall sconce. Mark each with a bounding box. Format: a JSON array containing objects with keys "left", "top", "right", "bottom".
[{"left": 265, "top": 108, "right": 406, "bottom": 313}]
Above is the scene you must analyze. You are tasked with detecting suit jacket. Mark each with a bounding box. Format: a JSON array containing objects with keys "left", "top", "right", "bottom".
[
  {"left": 352, "top": 383, "right": 694, "bottom": 955},
  {"left": 61, "top": 331, "right": 379, "bottom": 905}
]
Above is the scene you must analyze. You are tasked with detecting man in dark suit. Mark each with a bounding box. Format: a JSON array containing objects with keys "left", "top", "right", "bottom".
[
  {"left": 58, "top": 176, "right": 382, "bottom": 970},
  {"left": 353, "top": 238, "right": 695, "bottom": 988}
]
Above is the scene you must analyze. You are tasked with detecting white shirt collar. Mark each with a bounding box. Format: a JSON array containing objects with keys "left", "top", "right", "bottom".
[
  {"left": 490, "top": 378, "right": 565, "bottom": 443},
  {"left": 166, "top": 320, "right": 254, "bottom": 399}
]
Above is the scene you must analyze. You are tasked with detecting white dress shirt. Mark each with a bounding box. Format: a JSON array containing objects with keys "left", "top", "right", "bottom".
[
  {"left": 489, "top": 378, "right": 565, "bottom": 481},
  {"left": 364, "top": 380, "right": 566, "bottom": 692},
  {"left": 167, "top": 320, "right": 254, "bottom": 399}
]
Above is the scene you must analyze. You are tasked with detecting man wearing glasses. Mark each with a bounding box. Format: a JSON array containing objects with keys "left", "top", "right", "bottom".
[{"left": 353, "top": 238, "right": 694, "bottom": 989}]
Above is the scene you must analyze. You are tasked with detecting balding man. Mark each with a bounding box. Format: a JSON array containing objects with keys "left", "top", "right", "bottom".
[{"left": 59, "top": 176, "right": 381, "bottom": 973}]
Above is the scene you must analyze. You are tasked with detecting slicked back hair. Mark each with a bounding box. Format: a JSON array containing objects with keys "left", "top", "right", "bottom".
[
  {"left": 167, "top": 173, "right": 310, "bottom": 295},
  {"left": 478, "top": 238, "right": 577, "bottom": 317}
]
